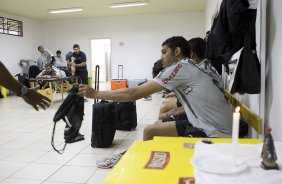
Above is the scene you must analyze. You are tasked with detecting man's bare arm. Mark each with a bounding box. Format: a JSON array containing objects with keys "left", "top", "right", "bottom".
[
  {"left": 0, "top": 61, "right": 51, "bottom": 110},
  {"left": 0, "top": 61, "right": 23, "bottom": 94},
  {"left": 78, "top": 80, "right": 164, "bottom": 102}
]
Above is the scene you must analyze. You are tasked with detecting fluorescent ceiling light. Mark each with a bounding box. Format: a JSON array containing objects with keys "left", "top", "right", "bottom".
[
  {"left": 48, "top": 8, "right": 83, "bottom": 14},
  {"left": 109, "top": 1, "right": 149, "bottom": 8}
]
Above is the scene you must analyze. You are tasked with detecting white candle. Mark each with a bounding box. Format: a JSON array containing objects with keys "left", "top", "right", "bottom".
[{"left": 232, "top": 106, "right": 240, "bottom": 163}]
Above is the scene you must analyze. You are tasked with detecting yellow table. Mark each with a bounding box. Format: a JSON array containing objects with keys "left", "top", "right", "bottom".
[
  {"left": 29, "top": 76, "right": 79, "bottom": 106},
  {"left": 0, "top": 85, "right": 7, "bottom": 99},
  {"left": 103, "top": 137, "right": 261, "bottom": 184}
]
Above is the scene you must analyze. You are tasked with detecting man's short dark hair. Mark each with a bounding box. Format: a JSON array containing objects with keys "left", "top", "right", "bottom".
[
  {"left": 162, "top": 36, "right": 190, "bottom": 58},
  {"left": 188, "top": 37, "right": 206, "bottom": 59},
  {"left": 38, "top": 45, "right": 44, "bottom": 50},
  {"left": 73, "top": 44, "right": 80, "bottom": 49},
  {"left": 56, "top": 50, "right": 61, "bottom": 54},
  {"left": 45, "top": 63, "right": 52, "bottom": 68}
]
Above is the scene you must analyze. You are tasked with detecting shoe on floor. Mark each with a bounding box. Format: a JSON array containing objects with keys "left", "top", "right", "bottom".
[{"left": 96, "top": 153, "right": 124, "bottom": 169}]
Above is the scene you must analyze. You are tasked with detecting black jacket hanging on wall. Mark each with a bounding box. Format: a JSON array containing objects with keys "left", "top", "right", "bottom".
[
  {"left": 206, "top": 0, "right": 260, "bottom": 94},
  {"left": 206, "top": 0, "right": 249, "bottom": 74},
  {"left": 230, "top": 33, "right": 261, "bottom": 94}
]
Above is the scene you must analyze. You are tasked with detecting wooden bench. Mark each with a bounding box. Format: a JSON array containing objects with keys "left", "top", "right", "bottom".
[{"left": 224, "top": 89, "right": 262, "bottom": 134}]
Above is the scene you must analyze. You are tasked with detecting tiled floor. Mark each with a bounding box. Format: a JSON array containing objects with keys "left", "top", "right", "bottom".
[{"left": 0, "top": 84, "right": 163, "bottom": 184}]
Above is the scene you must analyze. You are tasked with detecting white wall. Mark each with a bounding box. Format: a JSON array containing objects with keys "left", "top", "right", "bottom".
[
  {"left": 205, "top": 0, "right": 222, "bottom": 31},
  {"left": 265, "top": 0, "right": 282, "bottom": 141},
  {"left": 41, "top": 12, "right": 205, "bottom": 80},
  {"left": 0, "top": 11, "right": 42, "bottom": 75}
]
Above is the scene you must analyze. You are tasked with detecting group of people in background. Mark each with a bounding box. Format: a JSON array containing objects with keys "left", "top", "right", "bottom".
[{"left": 19, "top": 44, "right": 88, "bottom": 85}]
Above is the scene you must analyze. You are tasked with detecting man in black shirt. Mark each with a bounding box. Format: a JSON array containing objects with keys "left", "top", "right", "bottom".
[{"left": 70, "top": 44, "right": 88, "bottom": 84}]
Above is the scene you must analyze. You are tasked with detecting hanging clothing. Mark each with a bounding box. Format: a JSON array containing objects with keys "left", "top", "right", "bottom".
[{"left": 206, "top": 0, "right": 260, "bottom": 94}]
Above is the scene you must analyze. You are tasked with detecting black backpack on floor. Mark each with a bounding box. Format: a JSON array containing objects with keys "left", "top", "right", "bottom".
[{"left": 52, "top": 85, "right": 85, "bottom": 154}]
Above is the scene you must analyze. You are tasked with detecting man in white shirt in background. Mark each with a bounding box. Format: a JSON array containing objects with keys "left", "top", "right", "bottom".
[
  {"left": 37, "top": 56, "right": 47, "bottom": 70},
  {"left": 54, "top": 50, "right": 67, "bottom": 67},
  {"left": 38, "top": 45, "right": 55, "bottom": 66}
]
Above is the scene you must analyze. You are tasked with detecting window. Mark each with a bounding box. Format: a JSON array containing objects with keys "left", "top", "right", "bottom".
[{"left": 0, "top": 16, "right": 23, "bottom": 37}]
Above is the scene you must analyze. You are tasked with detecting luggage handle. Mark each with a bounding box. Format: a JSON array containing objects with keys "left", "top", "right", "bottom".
[
  {"left": 94, "top": 65, "right": 100, "bottom": 104},
  {"left": 118, "top": 65, "right": 123, "bottom": 79}
]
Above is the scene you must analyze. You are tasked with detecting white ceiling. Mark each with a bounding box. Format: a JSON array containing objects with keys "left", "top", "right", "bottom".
[{"left": 0, "top": 0, "right": 206, "bottom": 21}]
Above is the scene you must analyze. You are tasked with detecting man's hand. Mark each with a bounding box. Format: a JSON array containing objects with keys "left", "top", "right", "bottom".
[
  {"left": 22, "top": 89, "right": 51, "bottom": 111},
  {"left": 78, "top": 84, "right": 95, "bottom": 98},
  {"left": 70, "top": 62, "right": 76, "bottom": 67},
  {"left": 158, "top": 113, "right": 168, "bottom": 120},
  {"left": 165, "top": 92, "right": 176, "bottom": 98}
]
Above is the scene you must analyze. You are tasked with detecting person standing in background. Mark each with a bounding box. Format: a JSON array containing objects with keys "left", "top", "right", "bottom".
[
  {"left": 69, "top": 44, "right": 88, "bottom": 85},
  {"left": 38, "top": 45, "right": 55, "bottom": 65},
  {"left": 37, "top": 56, "right": 47, "bottom": 70}
]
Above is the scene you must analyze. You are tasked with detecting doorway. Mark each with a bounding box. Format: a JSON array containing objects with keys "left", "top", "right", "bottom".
[{"left": 90, "top": 39, "right": 111, "bottom": 84}]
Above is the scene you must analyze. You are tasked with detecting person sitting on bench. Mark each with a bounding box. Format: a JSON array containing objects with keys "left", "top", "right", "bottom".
[
  {"left": 78, "top": 36, "right": 232, "bottom": 168},
  {"left": 79, "top": 36, "right": 232, "bottom": 139},
  {"left": 159, "top": 37, "right": 220, "bottom": 122}
]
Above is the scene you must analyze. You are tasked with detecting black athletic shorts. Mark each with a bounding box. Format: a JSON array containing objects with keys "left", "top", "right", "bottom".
[
  {"left": 162, "top": 116, "right": 208, "bottom": 137},
  {"left": 175, "top": 119, "right": 208, "bottom": 137}
]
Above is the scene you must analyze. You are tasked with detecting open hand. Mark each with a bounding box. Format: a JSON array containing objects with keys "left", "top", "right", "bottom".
[
  {"left": 22, "top": 89, "right": 51, "bottom": 111},
  {"left": 78, "top": 84, "right": 95, "bottom": 99}
]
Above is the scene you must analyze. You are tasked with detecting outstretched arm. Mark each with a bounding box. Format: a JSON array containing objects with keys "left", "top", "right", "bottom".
[
  {"left": 0, "top": 61, "right": 51, "bottom": 110},
  {"left": 78, "top": 80, "right": 164, "bottom": 102},
  {"left": 1, "top": 61, "right": 24, "bottom": 93}
]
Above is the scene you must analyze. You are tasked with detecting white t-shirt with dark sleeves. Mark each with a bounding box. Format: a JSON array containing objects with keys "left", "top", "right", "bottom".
[
  {"left": 153, "top": 58, "right": 232, "bottom": 137},
  {"left": 42, "top": 49, "right": 54, "bottom": 64}
]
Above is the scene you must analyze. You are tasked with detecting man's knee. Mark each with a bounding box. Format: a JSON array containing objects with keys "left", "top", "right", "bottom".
[
  {"left": 143, "top": 121, "right": 161, "bottom": 141},
  {"left": 159, "top": 102, "right": 176, "bottom": 114},
  {"left": 143, "top": 125, "right": 152, "bottom": 136}
]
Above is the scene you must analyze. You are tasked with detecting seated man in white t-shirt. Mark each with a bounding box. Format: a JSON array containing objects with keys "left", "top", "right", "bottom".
[
  {"left": 78, "top": 36, "right": 232, "bottom": 139},
  {"left": 54, "top": 50, "right": 67, "bottom": 67},
  {"left": 159, "top": 38, "right": 220, "bottom": 122},
  {"left": 78, "top": 36, "right": 233, "bottom": 169}
]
